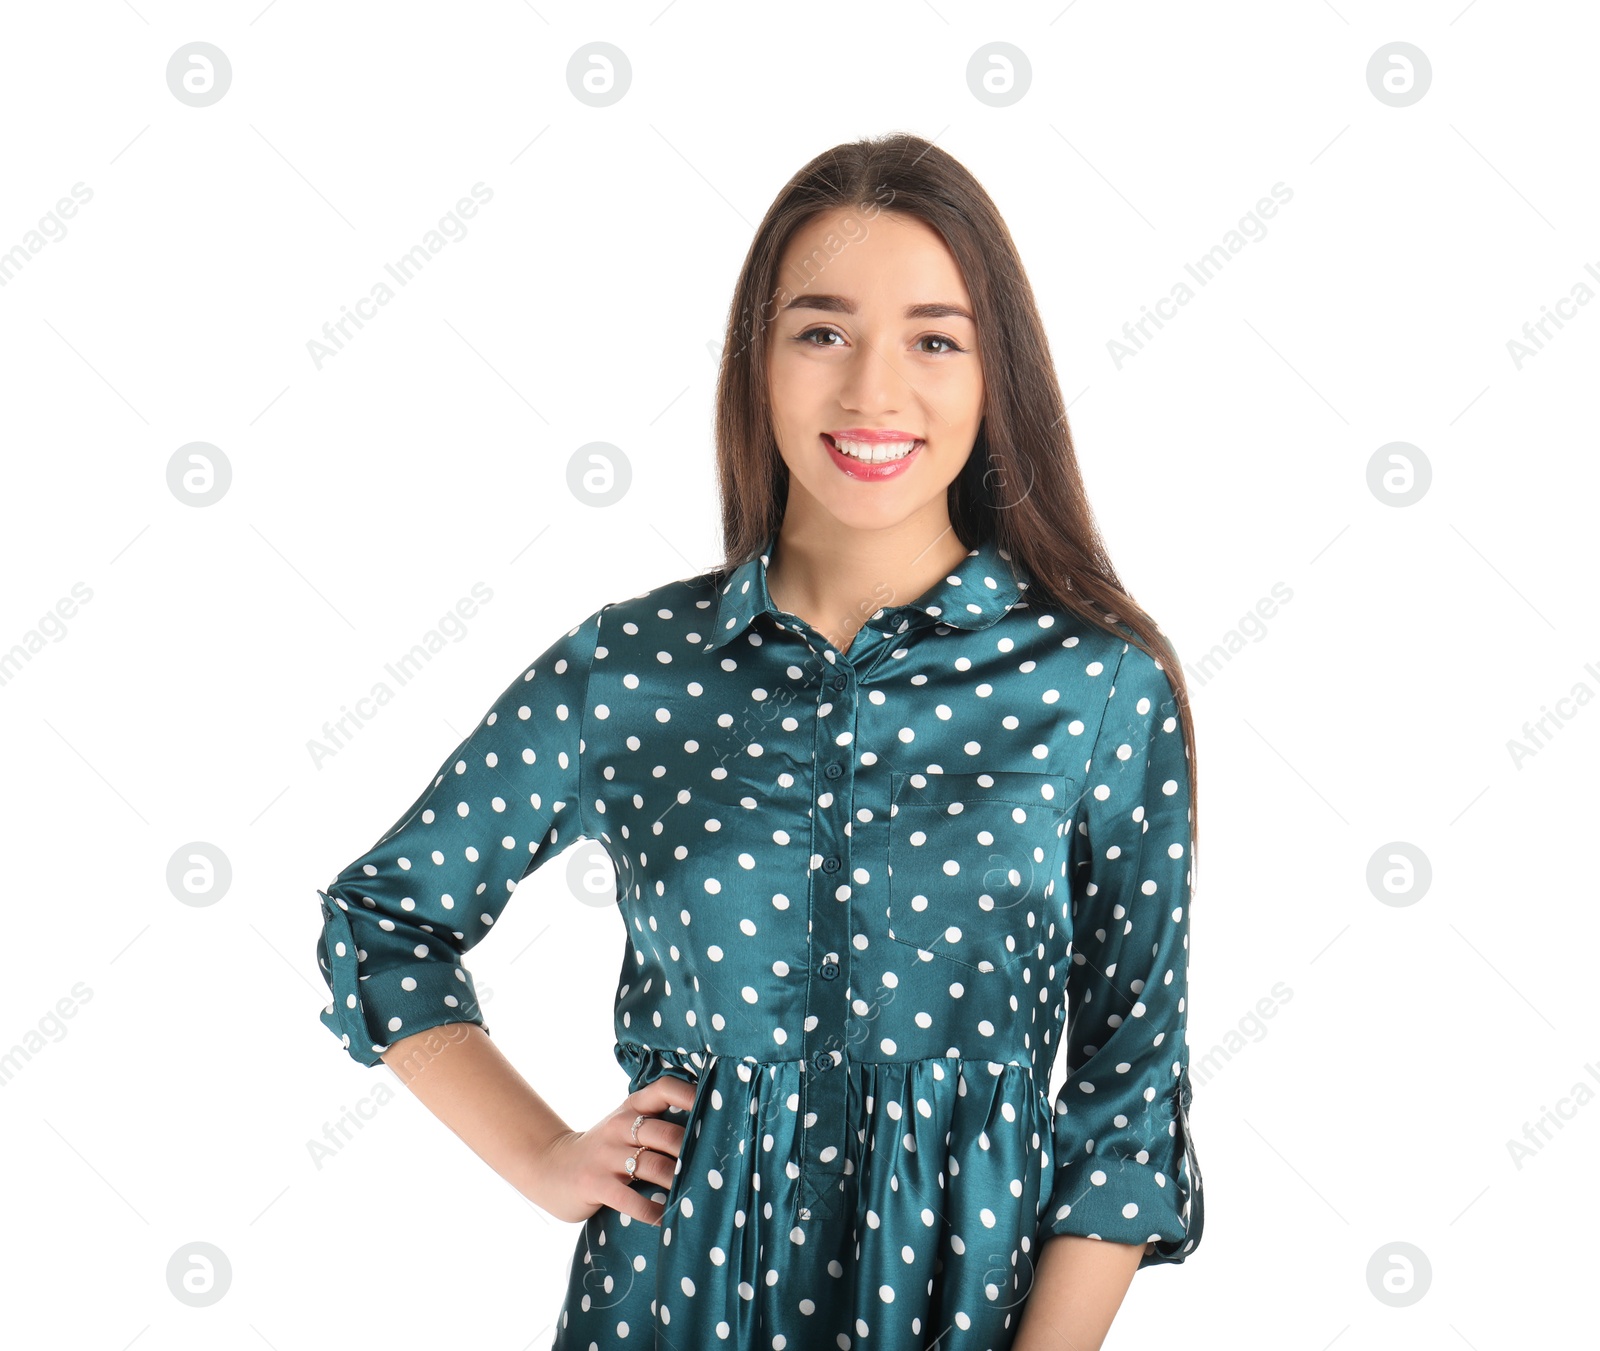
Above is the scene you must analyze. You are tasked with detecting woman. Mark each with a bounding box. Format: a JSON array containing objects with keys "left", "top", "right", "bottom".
[{"left": 315, "top": 132, "right": 1203, "bottom": 1349}]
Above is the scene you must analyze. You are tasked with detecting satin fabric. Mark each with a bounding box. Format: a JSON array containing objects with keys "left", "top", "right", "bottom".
[{"left": 315, "top": 530, "right": 1203, "bottom": 1347}]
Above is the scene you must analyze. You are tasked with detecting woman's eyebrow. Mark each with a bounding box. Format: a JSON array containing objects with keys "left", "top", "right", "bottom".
[{"left": 781, "top": 294, "right": 975, "bottom": 323}]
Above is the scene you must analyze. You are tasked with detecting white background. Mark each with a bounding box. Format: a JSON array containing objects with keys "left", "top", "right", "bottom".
[{"left": 0, "top": 2, "right": 1594, "bottom": 1347}]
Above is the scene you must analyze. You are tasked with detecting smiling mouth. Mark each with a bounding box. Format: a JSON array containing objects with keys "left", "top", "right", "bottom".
[{"left": 823, "top": 433, "right": 923, "bottom": 464}]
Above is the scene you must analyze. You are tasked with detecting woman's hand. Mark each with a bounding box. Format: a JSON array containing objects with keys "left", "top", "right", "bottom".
[{"left": 529, "top": 1074, "right": 700, "bottom": 1227}]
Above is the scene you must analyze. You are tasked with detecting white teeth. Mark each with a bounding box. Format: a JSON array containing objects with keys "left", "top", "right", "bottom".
[{"left": 832, "top": 436, "right": 920, "bottom": 463}]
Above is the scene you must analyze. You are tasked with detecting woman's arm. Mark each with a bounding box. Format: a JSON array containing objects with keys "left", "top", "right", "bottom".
[
  {"left": 1039, "top": 639, "right": 1202, "bottom": 1263},
  {"left": 313, "top": 601, "right": 701, "bottom": 1227},
  {"left": 1022, "top": 638, "right": 1202, "bottom": 1344},
  {"left": 378, "top": 1021, "right": 573, "bottom": 1206},
  {"left": 1012, "top": 1236, "right": 1153, "bottom": 1350},
  {"left": 379, "top": 1020, "right": 700, "bottom": 1226},
  {"left": 313, "top": 602, "right": 606, "bottom": 1067}
]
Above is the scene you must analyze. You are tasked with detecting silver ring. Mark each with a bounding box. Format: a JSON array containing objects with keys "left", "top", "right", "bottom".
[
  {"left": 630, "top": 1112, "right": 647, "bottom": 1145},
  {"left": 624, "top": 1143, "right": 647, "bottom": 1175}
]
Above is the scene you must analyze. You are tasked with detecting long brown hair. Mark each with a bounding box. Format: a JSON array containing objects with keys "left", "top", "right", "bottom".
[{"left": 709, "top": 131, "right": 1199, "bottom": 849}]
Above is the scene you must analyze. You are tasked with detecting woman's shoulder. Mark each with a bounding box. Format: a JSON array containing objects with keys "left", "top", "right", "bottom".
[
  {"left": 580, "top": 559, "right": 727, "bottom": 647},
  {"left": 1025, "top": 603, "right": 1185, "bottom": 705},
  {"left": 1026, "top": 601, "right": 1132, "bottom": 668}
]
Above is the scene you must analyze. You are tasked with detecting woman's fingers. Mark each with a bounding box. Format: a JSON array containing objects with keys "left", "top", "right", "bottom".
[
  {"left": 625, "top": 1076, "right": 696, "bottom": 1156},
  {"left": 608, "top": 1074, "right": 699, "bottom": 1224},
  {"left": 628, "top": 1115, "right": 687, "bottom": 1160},
  {"left": 624, "top": 1146, "right": 678, "bottom": 1191},
  {"left": 610, "top": 1137, "right": 677, "bottom": 1226},
  {"left": 604, "top": 1177, "right": 667, "bottom": 1227},
  {"left": 631, "top": 1072, "right": 698, "bottom": 1119}
]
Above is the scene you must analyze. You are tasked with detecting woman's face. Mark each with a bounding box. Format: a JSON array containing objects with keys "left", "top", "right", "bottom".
[{"left": 765, "top": 208, "right": 984, "bottom": 535}]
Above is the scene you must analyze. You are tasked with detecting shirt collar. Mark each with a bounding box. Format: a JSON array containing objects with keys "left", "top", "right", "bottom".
[{"left": 703, "top": 529, "right": 1030, "bottom": 652}]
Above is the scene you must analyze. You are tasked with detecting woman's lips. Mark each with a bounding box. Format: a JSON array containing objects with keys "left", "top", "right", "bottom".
[{"left": 821, "top": 432, "right": 922, "bottom": 480}]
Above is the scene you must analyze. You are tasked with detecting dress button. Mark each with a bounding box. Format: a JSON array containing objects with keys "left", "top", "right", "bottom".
[
  {"left": 811, "top": 1049, "right": 833, "bottom": 1072},
  {"left": 824, "top": 762, "right": 843, "bottom": 780},
  {"left": 821, "top": 856, "right": 840, "bottom": 873},
  {"left": 819, "top": 960, "right": 839, "bottom": 979},
  {"left": 831, "top": 676, "right": 848, "bottom": 691}
]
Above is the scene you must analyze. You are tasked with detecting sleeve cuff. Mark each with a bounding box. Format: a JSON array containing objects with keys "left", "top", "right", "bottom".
[
  {"left": 316, "top": 890, "right": 489, "bottom": 1068},
  {"left": 1043, "top": 1069, "right": 1205, "bottom": 1268}
]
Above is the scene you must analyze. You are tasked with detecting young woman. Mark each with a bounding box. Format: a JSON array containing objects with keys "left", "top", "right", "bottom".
[{"left": 315, "top": 132, "right": 1203, "bottom": 1349}]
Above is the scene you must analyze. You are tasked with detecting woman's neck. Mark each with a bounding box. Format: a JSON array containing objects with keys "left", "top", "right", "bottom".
[{"left": 764, "top": 514, "right": 972, "bottom": 653}]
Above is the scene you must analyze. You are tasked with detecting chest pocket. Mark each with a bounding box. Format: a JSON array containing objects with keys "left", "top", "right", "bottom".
[{"left": 886, "top": 769, "right": 1072, "bottom": 973}]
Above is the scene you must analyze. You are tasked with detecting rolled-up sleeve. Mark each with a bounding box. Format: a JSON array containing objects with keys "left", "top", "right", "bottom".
[
  {"left": 315, "top": 602, "right": 608, "bottom": 1068},
  {"left": 1044, "top": 636, "right": 1204, "bottom": 1266}
]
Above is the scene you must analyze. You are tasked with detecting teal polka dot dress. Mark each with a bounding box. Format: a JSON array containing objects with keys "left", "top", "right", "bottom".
[{"left": 315, "top": 529, "right": 1204, "bottom": 1347}]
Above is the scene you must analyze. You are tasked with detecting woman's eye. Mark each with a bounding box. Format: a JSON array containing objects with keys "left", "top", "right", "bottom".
[{"left": 793, "top": 327, "right": 966, "bottom": 354}]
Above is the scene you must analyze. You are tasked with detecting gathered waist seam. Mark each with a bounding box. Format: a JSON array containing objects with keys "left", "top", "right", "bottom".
[
  {"left": 614, "top": 1042, "right": 1054, "bottom": 1108},
  {"left": 617, "top": 1042, "right": 1039, "bottom": 1071}
]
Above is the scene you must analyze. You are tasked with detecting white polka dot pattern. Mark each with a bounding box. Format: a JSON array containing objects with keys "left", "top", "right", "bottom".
[{"left": 313, "top": 529, "right": 1203, "bottom": 1346}]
